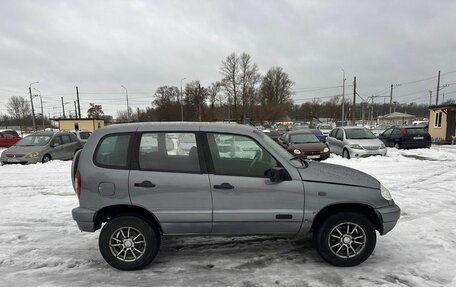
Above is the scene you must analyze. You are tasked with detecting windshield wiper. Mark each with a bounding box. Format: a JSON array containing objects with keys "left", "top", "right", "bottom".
[{"left": 290, "top": 156, "right": 309, "bottom": 168}]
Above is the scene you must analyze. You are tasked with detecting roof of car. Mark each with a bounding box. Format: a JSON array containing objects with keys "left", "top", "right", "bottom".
[
  {"left": 286, "top": 129, "right": 314, "bottom": 135},
  {"left": 341, "top": 126, "right": 369, "bottom": 130},
  {"left": 98, "top": 121, "right": 257, "bottom": 133}
]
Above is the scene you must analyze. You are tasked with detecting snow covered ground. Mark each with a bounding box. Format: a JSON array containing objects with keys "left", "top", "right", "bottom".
[{"left": 1, "top": 146, "right": 456, "bottom": 287}]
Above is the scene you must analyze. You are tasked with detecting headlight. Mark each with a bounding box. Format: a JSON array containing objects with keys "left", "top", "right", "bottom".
[
  {"left": 350, "top": 144, "right": 363, "bottom": 149},
  {"left": 380, "top": 143, "right": 386, "bottom": 149},
  {"left": 25, "top": 152, "right": 39, "bottom": 158},
  {"left": 380, "top": 184, "right": 393, "bottom": 201},
  {"left": 323, "top": 147, "right": 329, "bottom": 153},
  {"left": 293, "top": 149, "right": 301, "bottom": 155}
]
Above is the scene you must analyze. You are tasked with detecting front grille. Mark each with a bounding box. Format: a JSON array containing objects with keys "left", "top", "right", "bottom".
[
  {"left": 363, "top": 146, "right": 379, "bottom": 150},
  {"left": 6, "top": 154, "right": 25, "bottom": 158},
  {"left": 303, "top": 151, "right": 322, "bottom": 155}
]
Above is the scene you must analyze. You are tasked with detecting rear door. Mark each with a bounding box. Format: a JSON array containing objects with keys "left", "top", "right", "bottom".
[
  {"left": 205, "top": 132, "right": 304, "bottom": 235},
  {"left": 50, "top": 136, "right": 65, "bottom": 159},
  {"left": 129, "top": 131, "right": 212, "bottom": 234}
]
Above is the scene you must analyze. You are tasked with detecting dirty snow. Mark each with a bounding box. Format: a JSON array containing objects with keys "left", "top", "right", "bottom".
[{"left": 0, "top": 146, "right": 455, "bottom": 287}]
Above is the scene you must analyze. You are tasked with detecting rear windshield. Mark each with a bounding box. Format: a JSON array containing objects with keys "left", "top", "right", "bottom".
[
  {"left": 345, "top": 129, "right": 377, "bottom": 139},
  {"left": 406, "top": 128, "right": 426, "bottom": 135}
]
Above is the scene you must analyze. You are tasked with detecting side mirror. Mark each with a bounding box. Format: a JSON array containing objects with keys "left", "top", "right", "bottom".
[
  {"left": 268, "top": 167, "right": 285, "bottom": 182},
  {"left": 51, "top": 142, "right": 60, "bottom": 147}
]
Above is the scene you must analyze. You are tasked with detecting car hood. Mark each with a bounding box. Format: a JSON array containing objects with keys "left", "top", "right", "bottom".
[
  {"left": 345, "top": 138, "right": 383, "bottom": 146},
  {"left": 298, "top": 161, "right": 380, "bottom": 189},
  {"left": 2, "top": 145, "right": 45, "bottom": 155},
  {"left": 290, "top": 142, "right": 326, "bottom": 152}
]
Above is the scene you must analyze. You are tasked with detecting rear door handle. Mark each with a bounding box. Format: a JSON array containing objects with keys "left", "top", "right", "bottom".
[
  {"left": 134, "top": 181, "right": 156, "bottom": 188},
  {"left": 213, "top": 183, "right": 234, "bottom": 190}
]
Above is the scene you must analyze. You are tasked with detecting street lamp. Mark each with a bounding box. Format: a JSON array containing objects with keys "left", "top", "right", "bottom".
[
  {"left": 121, "top": 85, "right": 130, "bottom": 122},
  {"left": 29, "top": 81, "right": 39, "bottom": 131},
  {"left": 180, "top": 78, "right": 186, "bottom": 121},
  {"left": 33, "top": 88, "right": 45, "bottom": 130},
  {"left": 341, "top": 69, "right": 346, "bottom": 126}
]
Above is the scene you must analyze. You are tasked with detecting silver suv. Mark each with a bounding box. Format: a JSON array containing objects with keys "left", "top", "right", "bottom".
[{"left": 71, "top": 122, "right": 400, "bottom": 270}]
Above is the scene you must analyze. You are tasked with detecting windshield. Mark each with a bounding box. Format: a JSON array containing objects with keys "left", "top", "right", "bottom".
[
  {"left": 345, "top": 129, "right": 377, "bottom": 139},
  {"left": 290, "top": 133, "right": 320, "bottom": 143},
  {"left": 259, "top": 132, "right": 303, "bottom": 168},
  {"left": 16, "top": 135, "right": 52, "bottom": 146}
]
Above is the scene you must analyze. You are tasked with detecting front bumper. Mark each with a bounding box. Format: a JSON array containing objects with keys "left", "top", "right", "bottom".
[
  {"left": 1, "top": 156, "right": 41, "bottom": 164},
  {"left": 72, "top": 207, "right": 97, "bottom": 232},
  {"left": 349, "top": 148, "right": 387, "bottom": 158},
  {"left": 375, "top": 202, "right": 401, "bottom": 235}
]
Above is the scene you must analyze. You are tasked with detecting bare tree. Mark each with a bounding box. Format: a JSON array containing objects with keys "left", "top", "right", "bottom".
[
  {"left": 259, "top": 67, "right": 294, "bottom": 121},
  {"left": 239, "top": 53, "right": 261, "bottom": 122},
  {"left": 185, "top": 81, "right": 208, "bottom": 121},
  {"left": 208, "top": 81, "right": 221, "bottom": 120},
  {"left": 153, "top": 86, "right": 180, "bottom": 121},
  {"left": 220, "top": 53, "right": 241, "bottom": 121},
  {"left": 6, "top": 96, "right": 30, "bottom": 132}
]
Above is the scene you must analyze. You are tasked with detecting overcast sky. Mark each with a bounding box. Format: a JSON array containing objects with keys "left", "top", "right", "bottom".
[{"left": 0, "top": 0, "right": 455, "bottom": 117}]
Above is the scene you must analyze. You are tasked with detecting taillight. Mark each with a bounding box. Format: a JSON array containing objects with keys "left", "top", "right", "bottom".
[
  {"left": 75, "top": 170, "right": 81, "bottom": 198},
  {"left": 401, "top": 128, "right": 407, "bottom": 136}
]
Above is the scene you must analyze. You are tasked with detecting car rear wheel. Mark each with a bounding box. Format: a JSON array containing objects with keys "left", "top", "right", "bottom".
[
  {"left": 99, "top": 216, "right": 160, "bottom": 270},
  {"left": 343, "top": 149, "right": 350, "bottom": 159},
  {"left": 313, "top": 211, "right": 376, "bottom": 267},
  {"left": 42, "top": 154, "right": 51, "bottom": 163}
]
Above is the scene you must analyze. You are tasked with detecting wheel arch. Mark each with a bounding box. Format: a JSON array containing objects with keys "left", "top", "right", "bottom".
[
  {"left": 310, "top": 203, "right": 382, "bottom": 234},
  {"left": 94, "top": 204, "right": 163, "bottom": 235}
]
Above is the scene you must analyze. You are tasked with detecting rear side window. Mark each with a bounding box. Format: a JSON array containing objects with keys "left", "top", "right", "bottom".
[
  {"left": 79, "top": 132, "right": 91, "bottom": 139},
  {"left": 95, "top": 134, "right": 131, "bottom": 169},
  {"left": 69, "top": 133, "right": 79, "bottom": 142},
  {"left": 138, "top": 132, "right": 200, "bottom": 173}
]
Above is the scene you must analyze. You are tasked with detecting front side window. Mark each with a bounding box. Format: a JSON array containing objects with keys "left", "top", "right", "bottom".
[
  {"left": 95, "top": 134, "right": 131, "bottom": 168},
  {"left": 382, "top": 128, "right": 393, "bottom": 137},
  {"left": 61, "top": 135, "right": 71, "bottom": 144},
  {"left": 207, "top": 133, "right": 278, "bottom": 178},
  {"left": 434, "top": 112, "right": 442, "bottom": 128},
  {"left": 138, "top": 132, "right": 200, "bottom": 173}
]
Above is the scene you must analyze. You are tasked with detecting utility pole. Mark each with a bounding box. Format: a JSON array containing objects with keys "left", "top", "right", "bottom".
[
  {"left": 29, "top": 81, "right": 39, "bottom": 131},
  {"left": 435, "top": 70, "right": 441, "bottom": 105},
  {"left": 34, "top": 88, "right": 44, "bottom": 130},
  {"left": 429, "top": 91, "right": 432, "bottom": 106},
  {"left": 389, "top": 84, "right": 393, "bottom": 114},
  {"left": 121, "top": 85, "right": 129, "bottom": 122},
  {"left": 341, "top": 69, "right": 345, "bottom": 126},
  {"left": 442, "top": 93, "right": 445, "bottom": 103},
  {"left": 352, "top": 77, "right": 356, "bottom": 126},
  {"left": 61, "top": 97, "right": 66, "bottom": 118},
  {"left": 371, "top": 96, "right": 374, "bottom": 127},
  {"left": 76, "top": 86, "right": 81, "bottom": 119},
  {"left": 74, "top": 101, "right": 77, "bottom": 118}
]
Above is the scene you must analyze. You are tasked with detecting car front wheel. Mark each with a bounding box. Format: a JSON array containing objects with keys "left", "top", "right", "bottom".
[
  {"left": 313, "top": 211, "right": 376, "bottom": 267},
  {"left": 99, "top": 216, "right": 160, "bottom": 270}
]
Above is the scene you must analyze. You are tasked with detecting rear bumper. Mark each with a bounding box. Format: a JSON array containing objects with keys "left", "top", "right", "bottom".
[
  {"left": 375, "top": 202, "right": 401, "bottom": 235},
  {"left": 72, "top": 207, "right": 97, "bottom": 232}
]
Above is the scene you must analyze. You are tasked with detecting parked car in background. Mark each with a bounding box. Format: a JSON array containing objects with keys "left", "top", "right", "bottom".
[
  {"left": 327, "top": 127, "right": 387, "bottom": 159},
  {"left": 278, "top": 130, "right": 330, "bottom": 161},
  {"left": 73, "top": 130, "right": 92, "bottom": 146},
  {"left": 0, "top": 129, "right": 21, "bottom": 148},
  {"left": 317, "top": 124, "right": 333, "bottom": 136},
  {"left": 262, "top": 129, "right": 281, "bottom": 142},
  {"left": 371, "top": 125, "right": 391, "bottom": 137},
  {"left": 71, "top": 122, "right": 400, "bottom": 270},
  {"left": 378, "top": 126, "right": 431, "bottom": 149},
  {"left": 0, "top": 131, "right": 83, "bottom": 164}
]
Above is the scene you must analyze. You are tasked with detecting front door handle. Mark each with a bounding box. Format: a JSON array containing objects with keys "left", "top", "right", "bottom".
[
  {"left": 213, "top": 183, "right": 234, "bottom": 190},
  {"left": 134, "top": 181, "right": 156, "bottom": 188}
]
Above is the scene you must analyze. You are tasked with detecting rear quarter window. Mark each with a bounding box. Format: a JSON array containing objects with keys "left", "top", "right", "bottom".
[{"left": 94, "top": 134, "right": 132, "bottom": 169}]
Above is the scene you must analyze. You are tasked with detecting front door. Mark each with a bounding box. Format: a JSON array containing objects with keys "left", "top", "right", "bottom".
[
  {"left": 129, "top": 132, "right": 212, "bottom": 234},
  {"left": 205, "top": 133, "right": 304, "bottom": 235}
]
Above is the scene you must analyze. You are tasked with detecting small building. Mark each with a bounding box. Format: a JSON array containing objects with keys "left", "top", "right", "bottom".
[
  {"left": 57, "top": 118, "right": 105, "bottom": 132},
  {"left": 428, "top": 104, "right": 456, "bottom": 144},
  {"left": 377, "top": 112, "right": 416, "bottom": 126}
]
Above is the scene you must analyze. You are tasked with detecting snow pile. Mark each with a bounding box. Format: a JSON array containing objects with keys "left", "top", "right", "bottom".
[{"left": 0, "top": 147, "right": 456, "bottom": 286}]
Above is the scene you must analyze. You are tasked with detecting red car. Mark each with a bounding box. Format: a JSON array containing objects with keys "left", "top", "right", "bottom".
[
  {"left": 0, "top": 130, "right": 22, "bottom": 148},
  {"left": 278, "top": 130, "right": 330, "bottom": 161}
]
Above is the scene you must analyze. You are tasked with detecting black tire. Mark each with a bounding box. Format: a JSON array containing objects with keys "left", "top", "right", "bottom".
[
  {"left": 342, "top": 149, "right": 350, "bottom": 159},
  {"left": 313, "top": 211, "right": 376, "bottom": 267},
  {"left": 42, "top": 154, "right": 51, "bottom": 163},
  {"left": 99, "top": 216, "right": 160, "bottom": 270}
]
